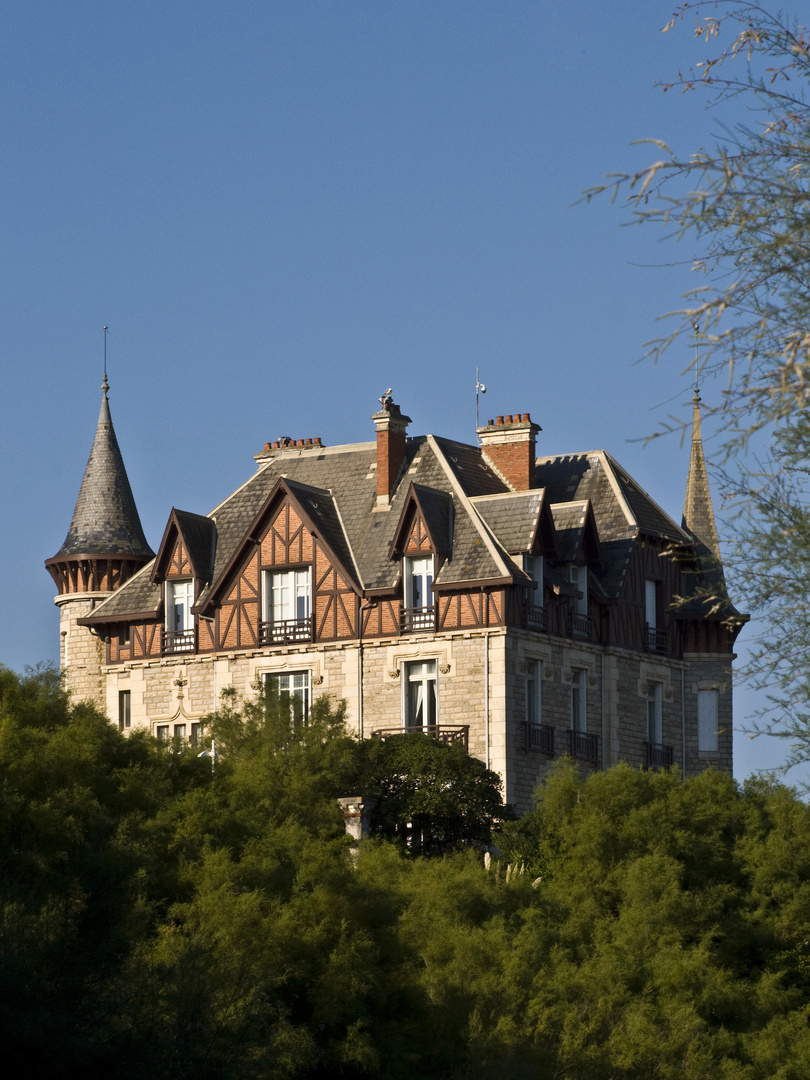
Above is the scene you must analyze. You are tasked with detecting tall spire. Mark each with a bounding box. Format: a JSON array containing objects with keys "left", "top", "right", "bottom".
[
  {"left": 52, "top": 376, "right": 153, "bottom": 561},
  {"left": 682, "top": 390, "right": 720, "bottom": 560}
]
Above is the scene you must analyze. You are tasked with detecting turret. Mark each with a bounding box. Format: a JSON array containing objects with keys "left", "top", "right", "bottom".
[{"left": 45, "top": 375, "right": 154, "bottom": 707}]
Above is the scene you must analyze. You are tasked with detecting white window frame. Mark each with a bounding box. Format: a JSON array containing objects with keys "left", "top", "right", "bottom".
[
  {"left": 524, "top": 555, "right": 544, "bottom": 603},
  {"left": 118, "top": 689, "right": 131, "bottom": 731},
  {"left": 527, "top": 660, "right": 542, "bottom": 726},
  {"left": 404, "top": 659, "right": 438, "bottom": 731},
  {"left": 647, "top": 682, "right": 663, "bottom": 745},
  {"left": 156, "top": 724, "right": 169, "bottom": 741},
  {"left": 166, "top": 579, "right": 194, "bottom": 633},
  {"left": 570, "top": 564, "right": 588, "bottom": 615},
  {"left": 645, "top": 579, "right": 658, "bottom": 630},
  {"left": 698, "top": 688, "right": 719, "bottom": 753},
  {"left": 571, "top": 668, "right": 586, "bottom": 732},
  {"left": 262, "top": 568, "right": 311, "bottom": 625},
  {"left": 404, "top": 555, "right": 434, "bottom": 610},
  {"left": 265, "top": 670, "right": 311, "bottom": 727}
]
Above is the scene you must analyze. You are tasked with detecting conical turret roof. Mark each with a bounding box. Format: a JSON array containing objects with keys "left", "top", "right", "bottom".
[
  {"left": 53, "top": 377, "right": 154, "bottom": 560},
  {"left": 682, "top": 390, "right": 720, "bottom": 561}
]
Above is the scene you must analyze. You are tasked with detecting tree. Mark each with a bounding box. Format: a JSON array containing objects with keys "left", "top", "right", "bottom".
[
  {"left": 587, "top": 2, "right": 810, "bottom": 770},
  {"left": 359, "top": 732, "right": 507, "bottom": 855},
  {"left": 587, "top": 1, "right": 810, "bottom": 453}
]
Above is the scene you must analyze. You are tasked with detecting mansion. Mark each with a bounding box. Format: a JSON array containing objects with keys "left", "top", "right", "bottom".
[{"left": 47, "top": 381, "right": 746, "bottom": 812}]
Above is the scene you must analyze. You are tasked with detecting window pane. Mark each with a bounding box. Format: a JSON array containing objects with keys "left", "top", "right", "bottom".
[
  {"left": 647, "top": 684, "right": 662, "bottom": 743},
  {"left": 405, "top": 659, "right": 437, "bottom": 729},
  {"left": 645, "top": 580, "right": 658, "bottom": 628},
  {"left": 265, "top": 671, "right": 311, "bottom": 725},
  {"left": 571, "top": 670, "right": 586, "bottom": 731},
  {"left": 698, "top": 689, "right": 719, "bottom": 752},
  {"left": 118, "top": 690, "right": 131, "bottom": 731}
]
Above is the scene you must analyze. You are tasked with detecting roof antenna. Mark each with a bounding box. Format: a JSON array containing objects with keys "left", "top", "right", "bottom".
[
  {"left": 102, "top": 325, "right": 110, "bottom": 397},
  {"left": 475, "top": 366, "right": 486, "bottom": 438}
]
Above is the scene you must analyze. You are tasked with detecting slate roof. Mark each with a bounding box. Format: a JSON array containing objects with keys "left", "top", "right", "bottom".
[
  {"left": 472, "top": 491, "right": 544, "bottom": 554},
  {"left": 85, "top": 427, "right": 720, "bottom": 624},
  {"left": 52, "top": 380, "right": 154, "bottom": 561}
]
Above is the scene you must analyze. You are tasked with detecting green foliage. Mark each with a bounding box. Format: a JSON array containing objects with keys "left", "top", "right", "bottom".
[
  {"left": 359, "top": 733, "right": 507, "bottom": 855},
  {"left": 6, "top": 670, "right": 810, "bottom": 1078}
]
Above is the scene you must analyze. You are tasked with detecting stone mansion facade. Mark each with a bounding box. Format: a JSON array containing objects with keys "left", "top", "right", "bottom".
[{"left": 47, "top": 382, "right": 745, "bottom": 812}]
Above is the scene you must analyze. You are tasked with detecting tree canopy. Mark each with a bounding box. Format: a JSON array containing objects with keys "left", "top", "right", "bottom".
[
  {"left": 4, "top": 667, "right": 810, "bottom": 1078},
  {"left": 588, "top": 2, "right": 810, "bottom": 769}
]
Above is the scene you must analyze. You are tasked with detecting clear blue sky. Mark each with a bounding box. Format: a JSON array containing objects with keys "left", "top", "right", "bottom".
[{"left": 0, "top": 1, "right": 789, "bottom": 780}]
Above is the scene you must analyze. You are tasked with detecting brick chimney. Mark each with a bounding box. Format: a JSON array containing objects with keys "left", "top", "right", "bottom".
[
  {"left": 477, "top": 412, "right": 541, "bottom": 491},
  {"left": 371, "top": 400, "right": 411, "bottom": 507}
]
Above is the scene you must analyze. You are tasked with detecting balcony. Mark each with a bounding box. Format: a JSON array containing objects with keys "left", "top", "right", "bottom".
[
  {"left": 571, "top": 611, "right": 593, "bottom": 640},
  {"left": 645, "top": 625, "right": 668, "bottom": 654},
  {"left": 644, "top": 741, "right": 674, "bottom": 770},
  {"left": 568, "top": 729, "right": 599, "bottom": 764},
  {"left": 162, "top": 628, "right": 195, "bottom": 654},
  {"left": 400, "top": 605, "right": 436, "bottom": 632},
  {"left": 526, "top": 605, "right": 548, "bottom": 632},
  {"left": 371, "top": 725, "right": 469, "bottom": 751},
  {"left": 523, "top": 722, "right": 555, "bottom": 755},
  {"left": 260, "top": 617, "right": 314, "bottom": 645}
]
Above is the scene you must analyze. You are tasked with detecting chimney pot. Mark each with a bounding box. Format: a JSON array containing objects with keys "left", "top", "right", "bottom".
[
  {"left": 314, "top": 437, "right": 322, "bottom": 446},
  {"left": 272, "top": 441, "right": 279, "bottom": 449},
  {"left": 522, "top": 412, "right": 530, "bottom": 422},
  {"left": 496, "top": 415, "right": 504, "bottom": 425},
  {"left": 305, "top": 437, "right": 313, "bottom": 446}
]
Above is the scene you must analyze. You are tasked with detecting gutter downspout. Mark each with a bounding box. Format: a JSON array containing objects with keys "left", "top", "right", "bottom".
[
  {"left": 359, "top": 601, "right": 374, "bottom": 740},
  {"left": 485, "top": 632, "right": 490, "bottom": 770}
]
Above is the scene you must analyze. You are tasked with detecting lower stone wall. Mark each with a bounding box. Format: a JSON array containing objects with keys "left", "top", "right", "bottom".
[{"left": 97, "top": 630, "right": 735, "bottom": 816}]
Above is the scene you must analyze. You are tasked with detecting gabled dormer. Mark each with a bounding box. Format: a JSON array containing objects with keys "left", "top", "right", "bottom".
[
  {"left": 201, "top": 476, "right": 360, "bottom": 648},
  {"left": 389, "top": 483, "right": 454, "bottom": 631},
  {"left": 551, "top": 500, "right": 602, "bottom": 639},
  {"left": 470, "top": 488, "right": 557, "bottom": 631},
  {"left": 151, "top": 509, "right": 217, "bottom": 654}
]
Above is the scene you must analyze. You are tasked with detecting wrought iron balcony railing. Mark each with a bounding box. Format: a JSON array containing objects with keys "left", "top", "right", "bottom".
[
  {"left": 524, "top": 722, "right": 555, "bottom": 755},
  {"left": 371, "top": 725, "right": 469, "bottom": 751},
  {"left": 571, "top": 611, "right": 593, "bottom": 639},
  {"left": 260, "top": 617, "right": 314, "bottom": 645},
  {"left": 162, "top": 628, "right": 195, "bottom": 654},
  {"left": 644, "top": 741, "right": 674, "bottom": 770},
  {"left": 645, "top": 625, "right": 668, "bottom": 654},
  {"left": 526, "top": 605, "right": 548, "bottom": 632},
  {"left": 568, "top": 729, "right": 599, "bottom": 764},
  {"left": 400, "top": 605, "right": 436, "bottom": 632}
]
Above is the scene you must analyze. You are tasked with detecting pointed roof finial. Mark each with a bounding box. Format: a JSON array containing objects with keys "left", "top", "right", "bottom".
[
  {"left": 682, "top": 387, "right": 720, "bottom": 561},
  {"left": 102, "top": 326, "right": 110, "bottom": 398}
]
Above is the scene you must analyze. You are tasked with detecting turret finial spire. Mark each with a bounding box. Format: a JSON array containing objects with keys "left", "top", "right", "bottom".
[
  {"left": 682, "top": 388, "right": 720, "bottom": 561},
  {"left": 102, "top": 326, "right": 109, "bottom": 397}
]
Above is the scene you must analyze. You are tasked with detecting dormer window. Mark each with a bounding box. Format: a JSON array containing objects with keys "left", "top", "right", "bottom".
[
  {"left": 261, "top": 568, "right": 312, "bottom": 644},
  {"left": 524, "top": 554, "right": 545, "bottom": 630},
  {"left": 402, "top": 555, "right": 435, "bottom": 631},
  {"left": 569, "top": 564, "right": 590, "bottom": 638},
  {"left": 164, "top": 580, "right": 195, "bottom": 653},
  {"left": 645, "top": 579, "right": 666, "bottom": 653}
]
